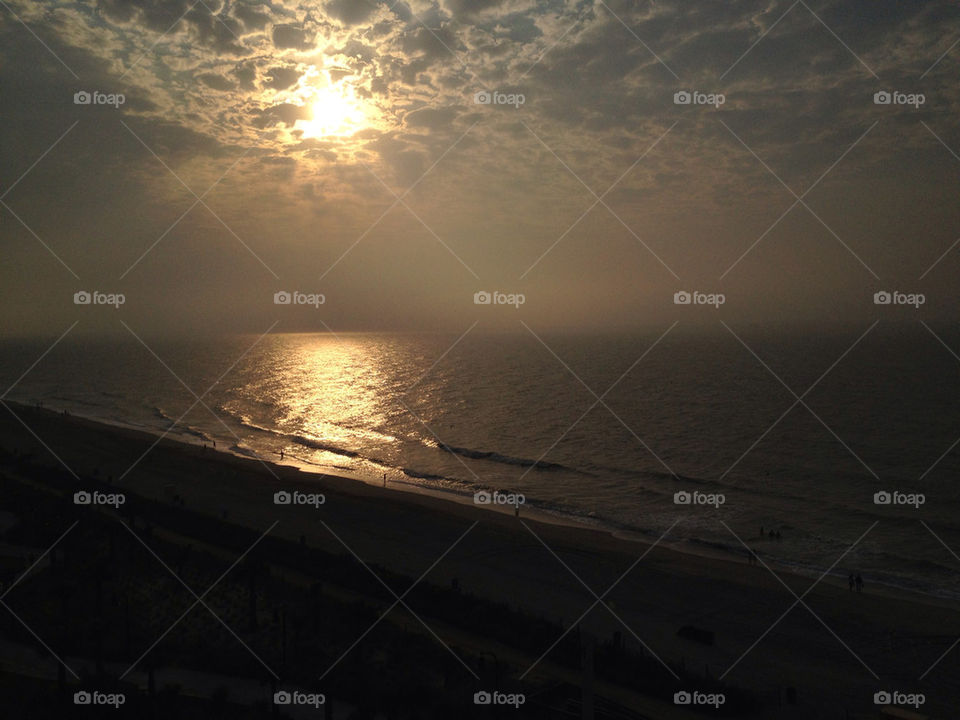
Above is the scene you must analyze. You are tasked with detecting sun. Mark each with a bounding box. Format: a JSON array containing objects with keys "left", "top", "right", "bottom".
[{"left": 297, "top": 84, "right": 367, "bottom": 139}]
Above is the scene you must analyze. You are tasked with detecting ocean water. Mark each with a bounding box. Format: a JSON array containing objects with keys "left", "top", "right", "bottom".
[{"left": 2, "top": 326, "right": 960, "bottom": 597}]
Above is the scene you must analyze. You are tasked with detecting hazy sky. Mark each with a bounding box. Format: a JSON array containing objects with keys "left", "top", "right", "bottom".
[{"left": 1, "top": 0, "right": 959, "bottom": 336}]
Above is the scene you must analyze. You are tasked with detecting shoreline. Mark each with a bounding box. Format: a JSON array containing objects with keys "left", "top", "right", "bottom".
[
  {"left": 4, "top": 399, "right": 960, "bottom": 715},
  {"left": 4, "top": 399, "right": 958, "bottom": 611}
]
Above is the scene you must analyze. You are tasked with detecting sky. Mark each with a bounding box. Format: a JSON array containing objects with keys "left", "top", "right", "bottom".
[{"left": 1, "top": 0, "right": 959, "bottom": 336}]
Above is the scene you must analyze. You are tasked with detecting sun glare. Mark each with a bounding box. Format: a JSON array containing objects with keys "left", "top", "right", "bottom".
[{"left": 298, "top": 84, "right": 367, "bottom": 139}]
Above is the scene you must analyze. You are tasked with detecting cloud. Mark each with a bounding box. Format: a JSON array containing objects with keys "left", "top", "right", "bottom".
[
  {"left": 443, "top": 0, "right": 539, "bottom": 22},
  {"left": 233, "top": 1, "right": 272, "bottom": 30},
  {"left": 265, "top": 65, "right": 302, "bottom": 89},
  {"left": 404, "top": 106, "right": 460, "bottom": 128},
  {"left": 252, "top": 102, "right": 311, "bottom": 129},
  {"left": 369, "top": 133, "right": 427, "bottom": 185},
  {"left": 2, "top": 0, "right": 959, "bottom": 334},
  {"left": 231, "top": 60, "right": 258, "bottom": 90},
  {"left": 199, "top": 72, "right": 236, "bottom": 91},
  {"left": 272, "top": 24, "right": 313, "bottom": 50},
  {"left": 325, "top": 0, "right": 380, "bottom": 26}
]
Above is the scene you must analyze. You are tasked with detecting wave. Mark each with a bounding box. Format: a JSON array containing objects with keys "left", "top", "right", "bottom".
[
  {"left": 229, "top": 443, "right": 260, "bottom": 459},
  {"left": 49, "top": 395, "right": 106, "bottom": 410},
  {"left": 183, "top": 426, "right": 212, "bottom": 442},
  {"left": 148, "top": 406, "right": 211, "bottom": 442},
  {"left": 437, "top": 443, "right": 577, "bottom": 472},
  {"left": 152, "top": 406, "right": 176, "bottom": 425},
  {"left": 218, "top": 412, "right": 363, "bottom": 459},
  {"left": 400, "top": 467, "right": 450, "bottom": 482},
  {"left": 222, "top": 408, "right": 579, "bottom": 478},
  {"left": 282, "top": 433, "right": 361, "bottom": 458}
]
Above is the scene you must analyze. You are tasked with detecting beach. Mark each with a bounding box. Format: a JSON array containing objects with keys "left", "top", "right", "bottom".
[{"left": 0, "top": 400, "right": 957, "bottom": 718}]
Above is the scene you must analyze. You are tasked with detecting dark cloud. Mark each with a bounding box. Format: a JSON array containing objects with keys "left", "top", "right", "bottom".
[
  {"left": 233, "top": 1, "right": 271, "bottom": 31},
  {"left": 272, "top": 24, "right": 313, "bottom": 50},
  {"left": 329, "top": 38, "right": 378, "bottom": 62},
  {"left": 252, "top": 102, "right": 311, "bottom": 129},
  {"left": 96, "top": 0, "right": 194, "bottom": 33},
  {"left": 404, "top": 106, "right": 459, "bottom": 129},
  {"left": 95, "top": 0, "right": 137, "bottom": 24},
  {"left": 260, "top": 155, "right": 297, "bottom": 164},
  {"left": 183, "top": 6, "right": 248, "bottom": 56},
  {"left": 325, "top": 0, "right": 379, "bottom": 26},
  {"left": 97, "top": 0, "right": 246, "bottom": 55},
  {"left": 401, "top": 25, "right": 463, "bottom": 62},
  {"left": 443, "top": 0, "right": 512, "bottom": 20},
  {"left": 231, "top": 60, "right": 258, "bottom": 90},
  {"left": 265, "top": 66, "right": 301, "bottom": 89},
  {"left": 198, "top": 72, "right": 235, "bottom": 91}
]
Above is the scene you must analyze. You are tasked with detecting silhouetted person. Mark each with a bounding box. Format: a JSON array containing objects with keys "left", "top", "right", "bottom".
[
  {"left": 848, "top": 573, "right": 855, "bottom": 591},
  {"left": 855, "top": 574, "right": 863, "bottom": 593},
  {"left": 280, "top": 449, "right": 284, "bottom": 460},
  {"left": 775, "top": 530, "right": 781, "bottom": 540}
]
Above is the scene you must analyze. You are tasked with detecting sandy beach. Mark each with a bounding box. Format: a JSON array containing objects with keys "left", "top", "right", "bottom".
[{"left": 1, "top": 401, "right": 958, "bottom": 718}]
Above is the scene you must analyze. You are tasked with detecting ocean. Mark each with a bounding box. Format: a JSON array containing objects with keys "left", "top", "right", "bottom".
[{"left": 2, "top": 325, "right": 959, "bottom": 598}]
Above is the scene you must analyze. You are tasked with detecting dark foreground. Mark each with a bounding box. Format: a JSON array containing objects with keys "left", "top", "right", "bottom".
[{"left": 1, "top": 403, "right": 957, "bottom": 719}]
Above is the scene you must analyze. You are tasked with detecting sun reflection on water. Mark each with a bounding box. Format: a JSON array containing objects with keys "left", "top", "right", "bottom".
[{"left": 278, "top": 336, "right": 393, "bottom": 444}]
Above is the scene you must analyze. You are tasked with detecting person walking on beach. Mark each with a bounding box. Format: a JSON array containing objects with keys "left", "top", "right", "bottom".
[
  {"left": 280, "top": 448, "right": 284, "bottom": 460},
  {"left": 848, "top": 573, "right": 855, "bottom": 591},
  {"left": 855, "top": 573, "right": 863, "bottom": 593}
]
